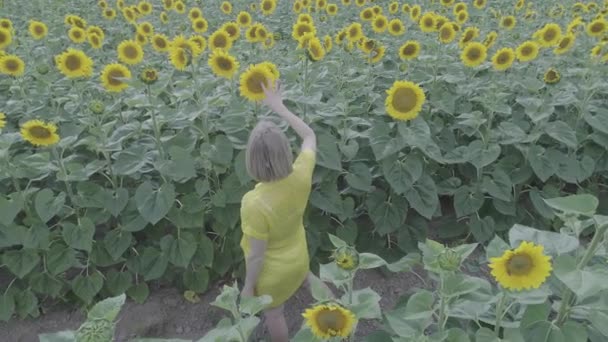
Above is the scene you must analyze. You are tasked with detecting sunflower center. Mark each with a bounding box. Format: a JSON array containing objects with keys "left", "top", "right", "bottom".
[
  {"left": 298, "top": 25, "right": 311, "bottom": 36},
  {"left": 376, "top": 19, "right": 385, "bottom": 28},
  {"left": 263, "top": 2, "right": 272, "bottom": 10},
  {"left": 364, "top": 11, "right": 373, "bottom": 19},
  {"left": 108, "top": 69, "right": 126, "bottom": 86},
  {"left": 402, "top": 44, "right": 416, "bottom": 55},
  {"left": 423, "top": 18, "right": 433, "bottom": 27},
  {"left": 155, "top": 38, "right": 167, "bottom": 48},
  {"left": 239, "top": 16, "right": 248, "bottom": 24},
  {"left": 392, "top": 88, "right": 418, "bottom": 113},
  {"left": 226, "top": 27, "right": 236, "bottom": 36},
  {"left": 29, "top": 126, "right": 52, "bottom": 139},
  {"left": 4, "top": 59, "right": 19, "bottom": 71},
  {"left": 34, "top": 25, "right": 44, "bottom": 35},
  {"left": 0, "top": 31, "right": 7, "bottom": 43},
  {"left": 521, "top": 46, "right": 533, "bottom": 56},
  {"left": 546, "top": 70, "right": 558, "bottom": 81},
  {"left": 391, "top": 23, "right": 401, "bottom": 31},
  {"left": 217, "top": 57, "right": 233, "bottom": 70},
  {"left": 543, "top": 29, "right": 557, "bottom": 41},
  {"left": 466, "top": 47, "right": 482, "bottom": 60},
  {"left": 73, "top": 31, "right": 82, "bottom": 39},
  {"left": 348, "top": 27, "right": 359, "bottom": 37},
  {"left": 196, "top": 21, "right": 205, "bottom": 29},
  {"left": 506, "top": 254, "right": 533, "bottom": 275},
  {"left": 246, "top": 71, "right": 266, "bottom": 94},
  {"left": 497, "top": 52, "right": 510, "bottom": 64},
  {"left": 558, "top": 38, "right": 570, "bottom": 49},
  {"left": 591, "top": 22, "right": 604, "bottom": 33},
  {"left": 123, "top": 45, "right": 139, "bottom": 59},
  {"left": 440, "top": 28, "right": 452, "bottom": 40},
  {"left": 315, "top": 309, "right": 346, "bottom": 333}
]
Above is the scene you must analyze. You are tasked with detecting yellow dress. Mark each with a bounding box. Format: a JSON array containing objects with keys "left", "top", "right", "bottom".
[{"left": 240, "top": 149, "right": 316, "bottom": 308}]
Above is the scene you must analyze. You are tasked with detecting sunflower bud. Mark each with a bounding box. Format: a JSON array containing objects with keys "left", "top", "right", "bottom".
[
  {"left": 76, "top": 320, "right": 114, "bottom": 342},
  {"left": 437, "top": 248, "right": 461, "bottom": 271},
  {"left": 89, "top": 100, "right": 105, "bottom": 114},
  {"left": 399, "top": 63, "right": 408, "bottom": 72},
  {"left": 140, "top": 67, "right": 158, "bottom": 84},
  {"left": 36, "top": 64, "right": 49, "bottom": 75},
  {"left": 333, "top": 246, "right": 359, "bottom": 271},
  {"left": 320, "top": 15, "right": 327, "bottom": 22}
]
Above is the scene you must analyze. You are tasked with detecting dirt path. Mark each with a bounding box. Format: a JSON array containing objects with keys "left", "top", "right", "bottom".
[{"left": 1, "top": 266, "right": 431, "bottom": 342}]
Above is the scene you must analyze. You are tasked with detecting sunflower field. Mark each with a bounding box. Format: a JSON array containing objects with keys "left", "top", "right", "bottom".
[{"left": 1, "top": 0, "right": 608, "bottom": 339}]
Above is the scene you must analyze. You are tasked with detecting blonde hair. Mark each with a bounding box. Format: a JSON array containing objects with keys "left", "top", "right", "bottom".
[{"left": 246, "top": 120, "right": 293, "bottom": 182}]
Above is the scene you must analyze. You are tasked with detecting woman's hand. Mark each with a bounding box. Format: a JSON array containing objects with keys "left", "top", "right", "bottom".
[{"left": 261, "top": 79, "right": 285, "bottom": 112}]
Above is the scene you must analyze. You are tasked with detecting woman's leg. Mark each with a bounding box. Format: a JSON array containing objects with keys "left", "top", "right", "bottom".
[{"left": 264, "top": 305, "right": 288, "bottom": 342}]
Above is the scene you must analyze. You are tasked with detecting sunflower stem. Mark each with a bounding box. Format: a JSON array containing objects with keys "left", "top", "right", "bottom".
[
  {"left": 437, "top": 273, "right": 448, "bottom": 333},
  {"left": 146, "top": 85, "right": 165, "bottom": 160},
  {"left": 556, "top": 222, "right": 607, "bottom": 326},
  {"left": 52, "top": 147, "right": 78, "bottom": 211},
  {"left": 494, "top": 291, "right": 507, "bottom": 336}
]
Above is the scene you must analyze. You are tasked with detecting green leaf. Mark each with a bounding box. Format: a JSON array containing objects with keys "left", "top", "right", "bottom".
[
  {"left": 554, "top": 255, "right": 608, "bottom": 300},
  {"left": 307, "top": 272, "right": 333, "bottom": 302},
  {"left": 22, "top": 223, "right": 50, "bottom": 250},
  {"left": 506, "top": 286, "right": 551, "bottom": 304},
  {"left": 234, "top": 150, "right": 252, "bottom": 185},
  {"left": 134, "top": 181, "right": 175, "bottom": 224},
  {"left": 72, "top": 272, "right": 103, "bottom": 304},
  {"left": 112, "top": 145, "right": 148, "bottom": 175},
  {"left": 482, "top": 169, "right": 512, "bottom": 202},
  {"left": 0, "top": 293, "right": 15, "bottom": 321},
  {"left": 139, "top": 247, "right": 169, "bottom": 281},
  {"left": 2, "top": 249, "right": 40, "bottom": 278},
  {"left": 386, "top": 253, "right": 420, "bottom": 273},
  {"left": 160, "top": 233, "right": 197, "bottom": 268},
  {"left": 38, "top": 331, "right": 76, "bottom": 342},
  {"left": 46, "top": 244, "right": 78, "bottom": 276},
  {"left": 105, "top": 270, "right": 132, "bottom": 296},
  {"left": 544, "top": 194, "right": 598, "bottom": 217},
  {"left": 35, "top": 189, "right": 66, "bottom": 223},
  {"left": 316, "top": 133, "right": 342, "bottom": 171},
  {"left": 310, "top": 183, "right": 344, "bottom": 215},
  {"left": 584, "top": 108, "right": 608, "bottom": 135},
  {"left": 468, "top": 141, "right": 501, "bottom": 169},
  {"left": 61, "top": 218, "right": 95, "bottom": 252},
  {"left": 345, "top": 163, "right": 372, "bottom": 192},
  {"left": 369, "top": 121, "right": 406, "bottom": 161},
  {"left": 529, "top": 189, "right": 555, "bottom": 219},
  {"left": 475, "top": 327, "right": 501, "bottom": 342},
  {"left": 544, "top": 121, "right": 578, "bottom": 148},
  {"left": 486, "top": 236, "right": 510, "bottom": 260},
  {"left": 454, "top": 186, "right": 484, "bottom": 218},
  {"left": 207, "top": 134, "right": 233, "bottom": 167},
  {"left": 405, "top": 174, "right": 439, "bottom": 220},
  {"left": 158, "top": 146, "right": 197, "bottom": 182},
  {"left": 382, "top": 153, "right": 423, "bottom": 194},
  {"left": 30, "top": 273, "right": 64, "bottom": 298},
  {"left": 509, "top": 224, "right": 579, "bottom": 255},
  {"left": 240, "top": 295, "right": 273, "bottom": 316},
  {"left": 104, "top": 229, "right": 133, "bottom": 261},
  {"left": 446, "top": 328, "right": 472, "bottom": 342},
  {"left": 0, "top": 224, "right": 26, "bottom": 248},
  {"left": 561, "top": 321, "right": 588, "bottom": 342},
  {"left": 327, "top": 234, "right": 348, "bottom": 248},
  {"left": 0, "top": 193, "right": 23, "bottom": 226},
  {"left": 469, "top": 215, "right": 495, "bottom": 243},
  {"left": 210, "top": 284, "right": 239, "bottom": 315},
  {"left": 366, "top": 190, "right": 407, "bottom": 235},
  {"left": 127, "top": 282, "right": 149, "bottom": 304},
  {"left": 102, "top": 188, "right": 129, "bottom": 217},
  {"left": 345, "top": 287, "right": 381, "bottom": 319},
  {"left": 358, "top": 253, "right": 387, "bottom": 269},
  {"left": 87, "top": 294, "right": 125, "bottom": 321},
  {"left": 183, "top": 267, "right": 209, "bottom": 292},
  {"left": 528, "top": 146, "right": 556, "bottom": 182}
]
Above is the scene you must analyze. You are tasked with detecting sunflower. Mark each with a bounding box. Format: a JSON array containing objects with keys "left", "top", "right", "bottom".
[
  {"left": 500, "top": 16, "right": 516, "bottom": 30},
  {"left": 388, "top": 1, "right": 399, "bottom": 14},
  {"left": 70, "top": 15, "right": 86, "bottom": 28},
  {"left": 0, "top": 55, "right": 25, "bottom": 77},
  {"left": 385, "top": 80, "right": 425, "bottom": 121},
  {"left": 459, "top": 26, "right": 479, "bottom": 47},
  {"left": 359, "top": 8, "right": 374, "bottom": 21},
  {"left": 420, "top": 12, "right": 437, "bottom": 32},
  {"left": 326, "top": 4, "right": 338, "bottom": 15},
  {"left": 587, "top": 19, "right": 607, "bottom": 37},
  {"left": 515, "top": 0, "right": 525, "bottom": 10},
  {"left": 20, "top": 120, "right": 60, "bottom": 147},
  {"left": 138, "top": 1, "right": 152, "bottom": 15},
  {"left": 262, "top": 36, "right": 275, "bottom": 49},
  {"left": 368, "top": 43, "right": 385, "bottom": 63},
  {"left": 221, "top": 1, "right": 233, "bottom": 14},
  {"left": 253, "top": 25, "right": 269, "bottom": 43},
  {"left": 205, "top": 49, "right": 238, "bottom": 79},
  {"left": 0, "top": 112, "right": 5, "bottom": 129},
  {"left": 28, "top": 20, "right": 48, "bottom": 40},
  {"left": 454, "top": 2, "right": 467, "bottom": 14},
  {"left": 302, "top": 304, "right": 356, "bottom": 339},
  {"left": 222, "top": 22, "right": 240, "bottom": 41},
  {"left": 489, "top": 241, "right": 552, "bottom": 291},
  {"left": 246, "top": 26, "right": 258, "bottom": 42},
  {"left": 162, "top": 0, "right": 173, "bottom": 10},
  {"left": 259, "top": 61, "right": 280, "bottom": 79},
  {"left": 567, "top": 18, "right": 585, "bottom": 34},
  {"left": 388, "top": 19, "right": 405, "bottom": 36},
  {"left": 491, "top": 47, "right": 515, "bottom": 71},
  {"left": 150, "top": 34, "right": 169, "bottom": 53},
  {"left": 239, "top": 63, "right": 277, "bottom": 101},
  {"left": 160, "top": 12, "right": 169, "bottom": 24},
  {"left": 0, "top": 19, "right": 12, "bottom": 31},
  {"left": 0, "top": 27, "right": 12, "bottom": 50},
  {"left": 237, "top": 11, "right": 252, "bottom": 27},
  {"left": 516, "top": 40, "right": 540, "bottom": 62},
  {"left": 117, "top": 40, "right": 144, "bottom": 65},
  {"left": 122, "top": 7, "right": 137, "bottom": 23},
  {"left": 591, "top": 43, "right": 605, "bottom": 58},
  {"left": 188, "top": 7, "right": 202, "bottom": 21},
  {"left": 441, "top": 0, "right": 455, "bottom": 7},
  {"left": 461, "top": 42, "right": 487, "bottom": 67},
  {"left": 137, "top": 22, "right": 154, "bottom": 36},
  {"left": 554, "top": 34, "right": 576, "bottom": 55},
  {"left": 456, "top": 10, "right": 468, "bottom": 24},
  {"left": 261, "top": 0, "right": 277, "bottom": 15},
  {"left": 543, "top": 68, "right": 561, "bottom": 84},
  {"left": 293, "top": 1, "right": 303, "bottom": 13},
  {"left": 192, "top": 18, "right": 209, "bottom": 33},
  {"left": 68, "top": 27, "right": 87, "bottom": 43},
  {"left": 103, "top": 8, "right": 117, "bottom": 20},
  {"left": 135, "top": 32, "right": 148, "bottom": 45},
  {"left": 250, "top": 3, "right": 258, "bottom": 11},
  {"left": 323, "top": 34, "right": 333, "bottom": 52},
  {"left": 88, "top": 34, "right": 103, "bottom": 49},
  {"left": 169, "top": 46, "right": 190, "bottom": 70},
  {"left": 189, "top": 35, "right": 207, "bottom": 54},
  {"left": 439, "top": 23, "right": 457, "bottom": 43},
  {"left": 316, "top": 0, "right": 327, "bottom": 9},
  {"left": 335, "top": 30, "right": 347, "bottom": 45},
  {"left": 298, "top": 13, "right": 314, "bottom": 24},
  {"left": 483, "top": 31, "right": 498, "bottom": 48},
  {"left": 399, "top": 40, "right": 421, "bottom": 60},
  {"left": 292, "top": 22, "right": 316, "bottom": 40},
  {"left": 139, "top": 67, "right": 158, "bottom": 84},
  {"left": 410, "top": 5, "right": 421, "bottom": 21},
  {"left": 402, "top": 4, "right": 410, "bottom": 13},
  {"left": 371, "top": 5, "right": 382, "bottom": 15},
  {"left": 536, "top": 23, "right": 562, "bottom": 47},
  {"left": 342, "top": 0, "right": 351, "bottom": 5},
  {"left": 54, "top": 48, "right": 94, "bottom": 79},
  {"left": 308, "top": 37, "right": 326, "bottom": 61},
  {"left": 298, "top": 32, "right": 315, "bottom": 49},
  {"left": 355, "top": 0, "right": 365, "bottom": 6},
  {"left": 372, "top": 15, "right": 388, "bottom": 33},
  {"left": 100, "top": 63, "right": 130, "bottom": 92},
  {"left": 346, "top": 23, "right": 363, "bottom": 42},
  {"left": 87, "top": 26, "right": 105, "bottom": 40},
  {"left": 473, "top": 0, "right": 486, "bottom": 9}
]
